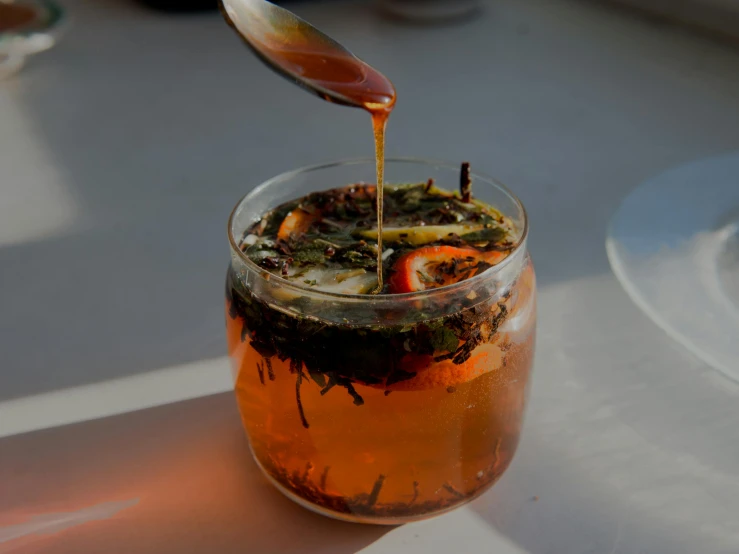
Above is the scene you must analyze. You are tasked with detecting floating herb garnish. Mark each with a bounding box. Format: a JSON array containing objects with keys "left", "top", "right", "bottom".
[{"left": 241, "top": 174, "right": 513, "bottom": 298}]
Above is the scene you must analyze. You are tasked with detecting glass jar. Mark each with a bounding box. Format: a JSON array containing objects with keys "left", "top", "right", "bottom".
[{"left": 226, "top": 159, "right": 536, "bottom": 524}]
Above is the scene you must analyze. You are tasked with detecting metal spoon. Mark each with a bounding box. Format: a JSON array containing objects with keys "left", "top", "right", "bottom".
[{"left": 219, "top": 0, "right": 395, "bottom": 111}]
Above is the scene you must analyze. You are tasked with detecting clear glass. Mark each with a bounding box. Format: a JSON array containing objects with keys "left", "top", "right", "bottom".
[{"left": 225, "top": 158, "right": 536, "bottom": 524}]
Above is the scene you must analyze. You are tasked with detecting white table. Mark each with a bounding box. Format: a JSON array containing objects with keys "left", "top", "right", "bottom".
[{"left": 2, "top": 0, "right": 739, "bottom": 552}]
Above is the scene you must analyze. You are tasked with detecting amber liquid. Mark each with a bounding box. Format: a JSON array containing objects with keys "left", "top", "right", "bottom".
[
  {"left": 254, "top": 43, "right": 396, "bottom": 290},
  {"left": 371, "top": 110, "right": 390, "bottom": 292},
  {"left": 227, "top": 260, "right": 536, "bottom": 522}
]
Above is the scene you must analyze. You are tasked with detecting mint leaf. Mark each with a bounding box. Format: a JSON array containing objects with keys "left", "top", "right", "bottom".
[
  {"left": 293, "top": 246, "right": 326, "bottom": 264},
  {"left": 430, "top": 326, "right": 459, "bottom": 354},
  {"left": 460, "top": 226, "right": 506, "bottom": 243}
]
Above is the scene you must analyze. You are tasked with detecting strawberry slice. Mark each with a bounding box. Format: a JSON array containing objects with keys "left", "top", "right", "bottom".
[
  {"left": 388, "top": 246, "right": 506, "bottom": 293},
  {"left": 277, "top": 208, "right": 320, "bottom": 240}
]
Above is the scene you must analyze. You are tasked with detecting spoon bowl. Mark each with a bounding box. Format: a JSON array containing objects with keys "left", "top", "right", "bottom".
[{"left": 219, "top": 0, "right": 395, "bottom": 111}]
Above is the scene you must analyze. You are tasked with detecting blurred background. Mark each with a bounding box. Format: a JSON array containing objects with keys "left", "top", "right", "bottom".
[
  {"left": 2, "top": 0, "right": 739, "bottom": 552},
  {"left": 2, "top": 0, "right": 738, "bottom": 402}
]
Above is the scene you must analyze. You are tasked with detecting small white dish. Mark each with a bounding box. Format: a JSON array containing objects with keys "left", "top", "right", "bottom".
[{"left": 607, "top": 153, "right": 739, "bottom": 382}]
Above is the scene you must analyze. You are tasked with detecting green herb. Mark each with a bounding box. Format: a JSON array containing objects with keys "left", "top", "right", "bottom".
[
  {"left": 430, "top": 326, "right": 460, "bottom": 353},
  {"left": 293, "top": 246, "right": 326, "bottom": 265},
  {"left": 395, "top": 184, "right": 426, "bottom": 212},
  {"left": 460, "top": 227, "right": 506, "bottom": 243},
  {"left": 337, "top": 246, "right": 377, "bottom": 269}
]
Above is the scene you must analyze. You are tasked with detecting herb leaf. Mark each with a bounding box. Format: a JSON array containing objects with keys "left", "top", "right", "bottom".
[
  {"left": 460, "top": 226, "right": 506, "bottom": 243},
  {"left": 336, "top": 245, "right": 377, "bottom": 268},
  {"left": 430, "top": 326, "right": 460, "bottom": 353},
  {"left": 293, "top": 246, "right": 326, "bottom": 265}
]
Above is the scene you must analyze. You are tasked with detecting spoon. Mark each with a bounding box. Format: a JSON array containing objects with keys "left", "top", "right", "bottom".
[{"left": 219, "top": 0, "right": 395, "bottom": 112}]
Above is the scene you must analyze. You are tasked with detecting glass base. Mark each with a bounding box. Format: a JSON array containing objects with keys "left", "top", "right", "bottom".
[
  {"left": 607, "top": 153, "right": 739, "bottom": 381},
  {"left": 249, "top": 447, "right": 492, "bottom": 525}
]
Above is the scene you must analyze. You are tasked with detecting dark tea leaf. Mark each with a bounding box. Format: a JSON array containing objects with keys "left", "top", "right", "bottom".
[{"left": 309, "top": 370, "right": 327, "bottom": 388}]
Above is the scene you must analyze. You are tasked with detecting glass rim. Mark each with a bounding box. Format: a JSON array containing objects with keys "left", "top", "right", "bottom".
[{"left": 227, "top": 157, "right": 529, "bottom": 302}]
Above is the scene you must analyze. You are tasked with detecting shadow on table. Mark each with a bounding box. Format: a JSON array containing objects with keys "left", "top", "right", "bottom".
[
  {"left": 0, "top": 393, "right": 392, "bottom": 554},
  {"left": 471, "top": 421, "right": 739, "bottom": 553},
  {"left": 467, "top": 271, "right": 739, "bottom": 554}
]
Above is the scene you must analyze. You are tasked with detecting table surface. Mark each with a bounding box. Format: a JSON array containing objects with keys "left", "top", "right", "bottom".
[{"left": 2, "top": 0, "right": 739, "bottom": 552}]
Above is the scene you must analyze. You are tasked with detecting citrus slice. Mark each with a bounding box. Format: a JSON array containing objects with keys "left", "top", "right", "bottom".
[
  {"left": 381, "top": 343, "right": 505, "bottom": 391},
  {"left": 387, "top": 245, "right": 506, "bottom": 293},
  {"left": 357, "top": 223, "right": 483, "bottom": 246},
  {"left": 277, "top": 208, "right": 320, "bottom": 240}
]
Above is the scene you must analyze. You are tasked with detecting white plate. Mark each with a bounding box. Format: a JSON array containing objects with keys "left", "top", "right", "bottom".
[{"left": 607, "top": 153, "right": 739, "bottom": 382}]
